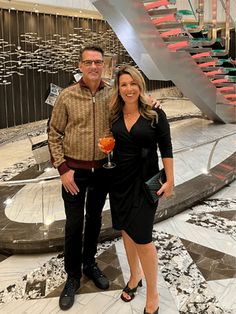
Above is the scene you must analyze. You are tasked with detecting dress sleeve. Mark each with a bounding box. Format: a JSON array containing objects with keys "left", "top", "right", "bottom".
[{"left": 155, "top": 108, "right": 173, "bottom": 158}]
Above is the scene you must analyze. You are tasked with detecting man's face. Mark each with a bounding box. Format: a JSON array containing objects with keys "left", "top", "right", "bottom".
[{"left": 79, "top": 50, "right": 104, "bottom": 82}]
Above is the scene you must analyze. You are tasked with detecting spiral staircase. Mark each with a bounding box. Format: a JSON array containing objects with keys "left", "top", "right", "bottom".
[{"left": 90, "top": 0, "right": 236, "bottom": 123}]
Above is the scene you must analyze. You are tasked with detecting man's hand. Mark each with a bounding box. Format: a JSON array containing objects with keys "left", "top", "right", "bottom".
[
  {"left": 147, "top": 95, "right": 162, "bottom": 109},
  {"left": 61, "top": 169, "right": 79, "bottom": 195}
]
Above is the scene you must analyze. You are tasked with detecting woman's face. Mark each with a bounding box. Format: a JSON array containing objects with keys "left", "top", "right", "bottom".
[{"left": 118, "top": 73, "right": 140, "bottom": 105}]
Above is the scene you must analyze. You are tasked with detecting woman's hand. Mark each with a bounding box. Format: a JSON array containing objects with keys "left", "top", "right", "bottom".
[{"left": 156, "top": 181, "right": 174, "bottom": 198}]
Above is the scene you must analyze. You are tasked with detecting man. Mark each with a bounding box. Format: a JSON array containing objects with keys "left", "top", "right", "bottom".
[{"left": 48, "top": 46, "right": 111, "bottom": 311}]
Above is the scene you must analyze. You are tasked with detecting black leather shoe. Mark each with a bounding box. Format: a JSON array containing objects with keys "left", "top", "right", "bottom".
[
  {"left": 59, "top": 277, "right": 80, "bottom": 311},
  {"left": 83, "top": 263, "right": 109, "bottom": 290}
]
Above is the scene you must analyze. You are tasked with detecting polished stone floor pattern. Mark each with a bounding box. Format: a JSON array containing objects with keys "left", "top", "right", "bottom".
[
  {"left": 0, "top": 190, "right": 235, "bottom": 313},
  {"left": 0, "top": 99, "right": 235, "bottom": 313}
]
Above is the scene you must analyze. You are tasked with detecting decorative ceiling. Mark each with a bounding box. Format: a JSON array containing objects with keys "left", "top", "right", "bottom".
[
  {"left": 1, "top": 0, "right": 235, "bottom": 24},
  {"left": 0, "top": 0, "right": 102, "bottom": 19}
]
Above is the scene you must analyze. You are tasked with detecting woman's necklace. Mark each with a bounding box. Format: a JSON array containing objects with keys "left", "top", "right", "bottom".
[
  {"left": 123, "top": 110, "right": 140, "bottom": 132},
  {"left": 123, "top": 112, "right": 140, "bottom": 122},
  {"left": 123, "top": 110, "right": 139, "bottom": 117},
  {"left": 124, "top": 112, "right": 136, "bottom": 117}
]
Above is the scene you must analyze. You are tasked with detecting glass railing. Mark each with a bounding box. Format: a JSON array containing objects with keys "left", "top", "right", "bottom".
[{"left": 0, "top": 130, "right": 235, "bottom": 225}]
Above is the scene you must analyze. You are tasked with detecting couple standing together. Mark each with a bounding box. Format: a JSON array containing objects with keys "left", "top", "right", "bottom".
[{"left": 48, "top": 45, "right": 174, "bottom": 314}]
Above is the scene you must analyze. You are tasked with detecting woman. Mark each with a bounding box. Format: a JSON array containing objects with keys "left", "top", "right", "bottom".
[{"left": 101, "top": 65, "right": 174, "bottom": 314}]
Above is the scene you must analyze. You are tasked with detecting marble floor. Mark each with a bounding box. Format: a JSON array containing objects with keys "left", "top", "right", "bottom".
[
  {"left": 0, "top": 184, "right": 235, "bottom": 314},
  {"left": 0, "top": 99, "right": 235, "bottom": 313}
]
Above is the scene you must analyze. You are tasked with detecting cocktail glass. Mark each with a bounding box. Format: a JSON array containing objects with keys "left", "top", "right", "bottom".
[{"left": 99, "top": 137, "right": 116, "bottom": 169}]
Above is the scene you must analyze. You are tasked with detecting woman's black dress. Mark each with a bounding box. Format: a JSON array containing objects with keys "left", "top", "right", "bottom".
[{"left": 109, "top": 108, "right": 173, "bottom": 244}]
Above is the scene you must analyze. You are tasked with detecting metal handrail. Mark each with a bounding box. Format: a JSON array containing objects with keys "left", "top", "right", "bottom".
[
  {"left": 173, "top": 130, "right": 235, "bottom": 153},
  {"left": 173, "top": 130, "right": 236, "bottom": 172},
  {"left": 0, "top": 131, "right": 235, "bottom": 187}
]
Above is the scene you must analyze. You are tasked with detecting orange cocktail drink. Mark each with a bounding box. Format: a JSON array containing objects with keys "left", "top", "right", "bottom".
[{"left": 99, "top": 137, "right": 115, "bottom": 153}]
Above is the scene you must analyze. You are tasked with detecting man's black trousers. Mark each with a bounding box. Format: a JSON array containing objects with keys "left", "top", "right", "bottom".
[{"left": 62, "top": 168, "right": 108, "bottom": 279}]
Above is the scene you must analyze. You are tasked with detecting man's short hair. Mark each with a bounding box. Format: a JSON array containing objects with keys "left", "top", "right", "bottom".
[{"left": 80, "top": 46, "right": 104, "bottom": 60}]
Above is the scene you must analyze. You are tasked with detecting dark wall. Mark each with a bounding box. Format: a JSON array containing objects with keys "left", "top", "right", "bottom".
[{"left": 0, "top": 9, "right": 134, "bottom": 129}]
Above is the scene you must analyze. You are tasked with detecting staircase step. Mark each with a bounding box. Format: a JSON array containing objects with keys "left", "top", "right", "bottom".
[
  {"left": 177, "top": 9, "right": 194, "bottom": 15},
  {"left": 217, "top": 58, "right": 233, "bottom": 64},
  {"left": 152, "top": 15, "right": 176, "bottom": 25},
  {"left": 190, "top": 37, "right": 222, "bottom": 44},
  {"left": 185, "top": 48, "right": 213, "bottom": 53},
  {"left": 195, "top": 57, "right": 219, "bottom": 63},
  {"left": 221, "top": 68, "right": 236, "bottom": 72},
  {"left": 159, "top": 28, "right": 183, "bottom": 37},
  {"left": 155, "top": 22, "right": 182, "bottom": 29},
  {"left": 217, "top": 86, "right": 235, "bottom": 92},
  {"left": 212, "top": 82, "right": 234, "bottom": 87},
  {"left": 167, "top": 41, "right": 189, "bottom": 51},
  {"left": 148, "top": 8, "right": 177, "bottom": 17},
  {"left": 212, "top": 49, "right": 228, "bottom": 57},
  {"left": 162, "top": 35, "right": 189, "bottom": 43},
  {"left": 141, "top": 0, "right": 170, "bottom": 3},
  {"left": 227, "top": 76, "right": 236, "bottom": 82},
  {"left": 202, "top": 67, "right": 229, "bottom": 73},
  {"left": 202, "top": 66, "right": 223, "bottom": 70},
  {"left": 141, "top": 0, "right": 176, "bottom": 4},
  {"left": 210, "top": 74, "right": 229, "bottom": 79},
  {"left": 191, "top": 51, "right": 212, "bottom": 59},
  {"left": 197, "top": 61, "right": 217, "bottom": 68}
]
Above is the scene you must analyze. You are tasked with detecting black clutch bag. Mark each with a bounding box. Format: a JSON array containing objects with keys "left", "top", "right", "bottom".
[{"left": 143, "top": 169, "right": 166, "bottom": 204}]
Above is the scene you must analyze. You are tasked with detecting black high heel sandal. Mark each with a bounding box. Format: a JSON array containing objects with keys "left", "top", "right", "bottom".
[
  {"left": 144, "top": 306, "right": 159, "bottom": 314},
  {"left": 120, "top": 279, "right": 142, "bottom": 302}
]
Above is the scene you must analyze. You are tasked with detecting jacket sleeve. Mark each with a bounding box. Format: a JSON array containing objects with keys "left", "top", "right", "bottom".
[{"left": 47, "top": 91, "right": 69, "bottom": 172}]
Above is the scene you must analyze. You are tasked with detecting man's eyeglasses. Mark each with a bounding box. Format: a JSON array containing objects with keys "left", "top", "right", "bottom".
[{"left": 81, "top": 60, "right": 104, "bottom": 66}]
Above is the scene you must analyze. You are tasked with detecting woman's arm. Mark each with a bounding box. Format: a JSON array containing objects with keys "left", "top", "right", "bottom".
[{"left": 155, "top": 109, "right": 174, "bottom": 198}]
